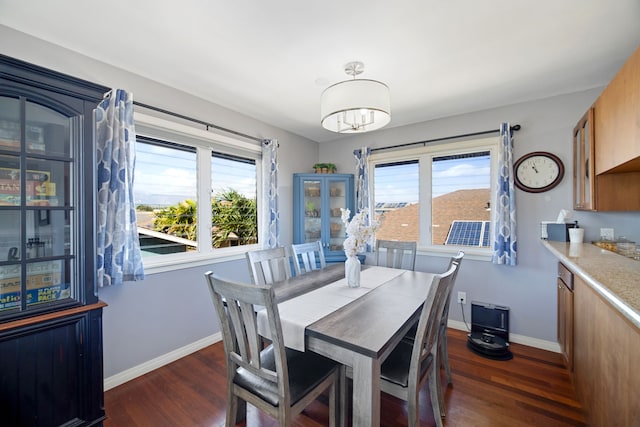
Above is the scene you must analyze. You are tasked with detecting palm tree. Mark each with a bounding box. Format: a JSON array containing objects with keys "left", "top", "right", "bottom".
[
  {"left": 149, "top": 190, "right": 257, "bottom": 248},
  {"left": 211, "top": 189, "right": 257, "bottom": 247},
  {"left": 153, "top": 199, "right": 197, "bottom": 241}
]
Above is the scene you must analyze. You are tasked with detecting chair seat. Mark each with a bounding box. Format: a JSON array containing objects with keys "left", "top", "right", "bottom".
[
  {"left": 234, "top": 345, "right": 339, "bottom": 407},
  {"left": 381, "top": 338, "right": 434, "bottom": 388}
]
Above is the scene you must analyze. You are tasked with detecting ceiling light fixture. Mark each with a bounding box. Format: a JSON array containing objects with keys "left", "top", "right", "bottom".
[{"left": 320, "top": 61, "right": 390, "bottom": 133}]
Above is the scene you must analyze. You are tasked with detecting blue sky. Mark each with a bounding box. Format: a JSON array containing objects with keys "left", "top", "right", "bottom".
[
  {"left": 134, "top": 142, "right": 256, "bottom": 207},
  {"left": 134, "top": 141, "right": 489, "bottom": 207},
  {"left": 374, "top": 154, "right": 490, "bottom": 203}
]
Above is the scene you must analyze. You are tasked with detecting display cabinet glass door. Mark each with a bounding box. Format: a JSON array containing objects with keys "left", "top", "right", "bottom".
[
  {"left": 0, "top": 94, "right": 79, "bottom": 316},
  {"left": 294, "top": 173, "right": 354, "bottom": 263},
  {"left": 302, "top": 178, "right": 323, "bottom": 242},
  {"left": 326, "top": 178, "right": 347, "bottom": 254}
]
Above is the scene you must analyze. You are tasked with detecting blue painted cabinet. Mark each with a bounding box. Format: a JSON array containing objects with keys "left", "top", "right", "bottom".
[{"left": 293, "top": 173, "right": 354, "bottom": 263}]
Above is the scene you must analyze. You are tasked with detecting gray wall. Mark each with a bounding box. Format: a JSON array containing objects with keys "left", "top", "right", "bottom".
[
  {"left": 320, "top": 91, "right": 640, "bottom": 343},
  {"left": 3, "top": 25, "right": 638, "bottom": 379}
]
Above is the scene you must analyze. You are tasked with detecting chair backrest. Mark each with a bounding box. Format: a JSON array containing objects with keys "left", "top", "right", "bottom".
[
  {"left": 204, "top": 272, "right": 290, "bottom": 403},
  {"left": 290, "top": 241, "right": 326, "bottom": 276},
  {"left": 246, "top": 247, "right": 293, "bottom": 285},
  {"left": 442, "top": 251, "right": 464, "bottom": 319},
  {"left": 375, "top": 239, "right": 417, "bottom": 270},
  {"left": 410, "top": 264, "right": 457, "bottom": 387}
]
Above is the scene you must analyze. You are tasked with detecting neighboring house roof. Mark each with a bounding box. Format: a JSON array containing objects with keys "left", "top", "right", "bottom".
[
  {"left": 137, "top": 227, "right": 197, "bottom": 247},
  {"left": 376, "top": 188, "right": 491, "bottom": 245},
  {"left": 375, "top": 203, "right": 419, "bottom": 242}
]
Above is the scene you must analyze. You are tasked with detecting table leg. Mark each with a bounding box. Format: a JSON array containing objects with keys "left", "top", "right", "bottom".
[{"left": 351, "top": 354, "right": 381, "bottom": 427}]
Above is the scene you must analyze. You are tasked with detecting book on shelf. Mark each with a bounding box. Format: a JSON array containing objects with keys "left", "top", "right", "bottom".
[{"left": 0, "top": 167, "right": 58, "bottom": 206}]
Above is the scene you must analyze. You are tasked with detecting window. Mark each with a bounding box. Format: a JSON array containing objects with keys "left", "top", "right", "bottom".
[
  {"left": 133, "top": 113, "right": 261, "bottom": 269},
  {"left": 211, "top": 152, "right": 257, "bottom": 248},
  {"left": 135, "top": 137, "right": 198, "bottom": 255},
  {"left": 371, "top": 137, "right": 497, "bottom": 255},
  {"left": 374, "top": 161, "right": 419, "bottom": 242}
]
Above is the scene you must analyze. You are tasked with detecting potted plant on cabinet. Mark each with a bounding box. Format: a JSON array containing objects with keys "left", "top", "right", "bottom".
[{"left": 312, "top": 163, "right": 337, "bottom": 173}]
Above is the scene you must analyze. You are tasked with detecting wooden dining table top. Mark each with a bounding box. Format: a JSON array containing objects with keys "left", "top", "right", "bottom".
[{"left": 266, "top": 262, "right": 437, "bottom": 427}]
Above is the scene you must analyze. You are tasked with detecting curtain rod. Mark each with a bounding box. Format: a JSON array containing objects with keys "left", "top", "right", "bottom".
[
  {"left": 133, "top": 100, "right": 266, "bottom": 143},
  {"left": 361, "top": 124, "right": 521, "bottom": 154}
]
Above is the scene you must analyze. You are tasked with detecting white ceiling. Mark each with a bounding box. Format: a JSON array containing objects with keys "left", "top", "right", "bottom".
[{"left": 1, "top": 0, "right": 639, "bottom": 143}]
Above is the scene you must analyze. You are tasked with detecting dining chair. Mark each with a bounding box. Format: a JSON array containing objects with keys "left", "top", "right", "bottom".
[
  {"left": 204, "top": 271, "right": 341, "bottom": 427},
  {"left": 375, "top": 239, "right": 417, "bottom": 270},
  {"left": 290, "top": 241, "right": 326, "bottom": 276},
  {"left": 246, "top": 246, "right": 292, "bottom": 285},
  {"left": 378, "top": 263, "right": 457, "bottom": 427}
]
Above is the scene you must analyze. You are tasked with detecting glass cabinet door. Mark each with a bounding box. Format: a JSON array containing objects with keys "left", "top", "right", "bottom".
[
  {"left": 573, "top": 108, "right": 594, "bottom": 210},
  {"left": 327, "top": 178, "right": 347, "bottom": 253},
  {"left": 302, "top": 179, "right": 322, "bottom": 243},
  {"left": 0, "top": 95, "right": 79, "bottom": 315}
]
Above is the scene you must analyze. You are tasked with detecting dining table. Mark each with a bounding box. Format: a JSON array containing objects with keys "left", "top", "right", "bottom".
[{"left": 257, "top": 262, "right": 437, "bottom": 427}]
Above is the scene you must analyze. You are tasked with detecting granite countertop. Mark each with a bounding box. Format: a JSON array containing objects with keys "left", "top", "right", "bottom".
[{"left": 542, "top": 240, "right": 640, "bottom": 329}]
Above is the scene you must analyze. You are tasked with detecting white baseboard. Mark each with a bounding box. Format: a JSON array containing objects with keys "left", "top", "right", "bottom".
[
  {"left": 104, "top": 332, "right": 222, "bottom": 391},
  {"left": 447, "top": 320, "right": 561, "bottom": 353}
]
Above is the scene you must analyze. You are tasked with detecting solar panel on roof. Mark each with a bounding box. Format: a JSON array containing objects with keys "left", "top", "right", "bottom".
[{"left": 445, "top": 220, "right": 491, "bottom": 247}]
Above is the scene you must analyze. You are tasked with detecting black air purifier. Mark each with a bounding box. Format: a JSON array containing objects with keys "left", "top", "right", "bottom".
[{"left": 467, "top": 301, "right": 513, "bottom": 360}]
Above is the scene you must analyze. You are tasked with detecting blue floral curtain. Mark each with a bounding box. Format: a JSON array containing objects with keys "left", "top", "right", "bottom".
[
  {"left": 354, "top": 146, "right": 373, "bottom": 249},
  {"left": 95, "top": 89, "right": 144, "bottom": 286},
  {"left": 354, "top": 146, "right": 371, "bottom": 213},
  {"left": 262, "top": 139, "right": 280, "bottom": 248},
  {"left": 492, "top": 122, "right": 517, "bottom": 265}
]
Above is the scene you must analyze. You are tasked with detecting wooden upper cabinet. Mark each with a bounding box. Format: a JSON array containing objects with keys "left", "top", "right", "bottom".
[{"left": 594, "top": 45, "right": 640, "bottom": 174}]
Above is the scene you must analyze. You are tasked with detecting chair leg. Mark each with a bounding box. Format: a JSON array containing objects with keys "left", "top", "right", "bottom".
[
  {"left": 407, "top": 383, "right": 420, "bottom": 427},
  {"left": 435, "top": 350, "right": 446, "bottom": 417},
  {"left": 441, "top": 332, "right": 452, "bottom": 384},
  {"left": 428, "top": 365, "right": 444, "bottom": 427},
  {"left": 277, "top": 407, "right": 292, "bottom": 426},
  {"left": 226, "top": 391, "right": 243, "bottom": 427},
  {"left": 437, "top": 328, "right": 451, "bottom": 417}
]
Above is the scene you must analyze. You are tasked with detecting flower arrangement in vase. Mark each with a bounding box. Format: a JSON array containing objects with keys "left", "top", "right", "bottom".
[{"left": 340, "top": 208, "right": 379, "bottom": 287}]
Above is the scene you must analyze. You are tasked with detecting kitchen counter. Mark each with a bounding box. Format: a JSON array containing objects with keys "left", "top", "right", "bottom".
[{"left": 542, "top": 240, "right": 640, "bottom": 329}]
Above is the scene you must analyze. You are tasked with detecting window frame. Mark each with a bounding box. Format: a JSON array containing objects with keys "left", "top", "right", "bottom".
[
  {"left": 369, "top": 136, "right": 499, "bottom": 261},
  {"left": 133, "top": 112, "right": 262, "bottom": 274}
]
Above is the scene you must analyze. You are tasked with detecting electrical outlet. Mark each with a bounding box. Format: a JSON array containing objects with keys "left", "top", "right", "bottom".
[
  {"left": 457, "top": 291, "right": 467, "bottom": 305},
  {"left": 600, "top": 228, "right": 615, "bottom": 240}
]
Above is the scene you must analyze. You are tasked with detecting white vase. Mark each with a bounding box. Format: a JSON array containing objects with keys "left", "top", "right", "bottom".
[{"left": 345, "top": 256, "right": 361, "bottom": 288}]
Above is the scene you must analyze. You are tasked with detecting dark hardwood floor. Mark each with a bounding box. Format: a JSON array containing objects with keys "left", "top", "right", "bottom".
[{"left": 104, "top": 329, "right": 586, "bottom": 426}]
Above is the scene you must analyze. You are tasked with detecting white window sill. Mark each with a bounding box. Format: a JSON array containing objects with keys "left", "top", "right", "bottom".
[{"left": 416, "top": 245, "right": 493, "bottom": 262}]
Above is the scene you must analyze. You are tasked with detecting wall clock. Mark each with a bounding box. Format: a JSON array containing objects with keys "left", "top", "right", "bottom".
[{"left": 514, "top": 151, "right": 564, "bottom": 193}]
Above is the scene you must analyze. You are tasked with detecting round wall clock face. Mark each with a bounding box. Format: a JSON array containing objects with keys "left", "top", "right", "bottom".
[{"left": 514, "top": 151, "right": 564, "bottom": 193}]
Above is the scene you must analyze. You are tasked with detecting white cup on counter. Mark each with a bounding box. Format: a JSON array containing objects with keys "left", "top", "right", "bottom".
[{"left": 568, "top": 228, "right": 584, "bottom": 244}]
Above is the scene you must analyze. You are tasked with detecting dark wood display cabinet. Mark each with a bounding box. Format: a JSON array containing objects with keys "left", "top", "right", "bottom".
[{"left": 0, "top": 55, "right": 109, "bottom": 426}]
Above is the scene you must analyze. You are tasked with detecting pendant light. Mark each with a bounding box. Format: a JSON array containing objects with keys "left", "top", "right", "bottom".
[{"left": 320, "top": 61, "right": 391, "bottom": 133}]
